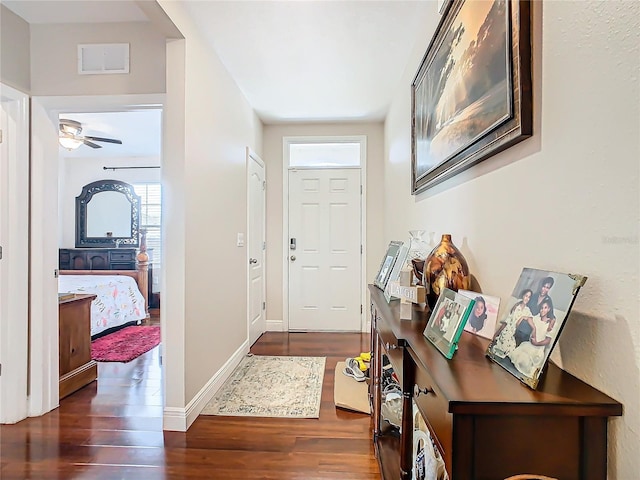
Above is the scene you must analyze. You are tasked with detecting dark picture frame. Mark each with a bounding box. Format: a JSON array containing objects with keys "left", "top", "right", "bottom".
[
  {"left": 423, "top": 288, "right": 475, "bottom": 359},
  {"left": 374, "top": 241, "right": 404, "bottom": 291},
  {"left": 486, "top": 268, "right": 587, "bottom": 389},
  {"left": 411, "top": 0, "right": 532, "bottom": 194}
]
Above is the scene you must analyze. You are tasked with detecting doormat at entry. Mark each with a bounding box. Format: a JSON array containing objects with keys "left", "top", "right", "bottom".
[{"left": 334, "top": 361, "right": 370, "bottom": 414}]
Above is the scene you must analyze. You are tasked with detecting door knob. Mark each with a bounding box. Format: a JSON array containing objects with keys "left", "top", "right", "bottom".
[
  {"left": 290, "top": 255, "right": 296, "bottom": 261},
  {"left": 249, "top": 258, "right": 258, "bottom": 264}
]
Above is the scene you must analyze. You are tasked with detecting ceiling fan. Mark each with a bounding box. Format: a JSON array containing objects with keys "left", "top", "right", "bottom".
[{"left": 59, "top": 119, "right": 123, "bottom": 150}]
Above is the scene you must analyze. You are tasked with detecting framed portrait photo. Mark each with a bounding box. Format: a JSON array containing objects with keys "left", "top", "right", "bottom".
[
  {"left": 374, "top": 241, "right": 404, "bottom": 291},
  {"left": 459, "top": 290, "right": 501, "bottom": 340},
  {"left": 384, "top": 244, "right": 409, "bottom": 303},
  {"left": 411, "top": 0, "right": 532, "bottom": 194},
  {"left": 423, "top": 288, "right": 475, "bottom": 359},
  {"left": 486, "top": 268, "right": 587, "bottom": 389}
]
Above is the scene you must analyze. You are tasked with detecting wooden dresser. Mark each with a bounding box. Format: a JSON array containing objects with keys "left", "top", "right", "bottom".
[
  {"left": 369, "top": 285, "right": 623, "bottom": 480},
  {"left": 59, "top": 247, "right": 137, "bottom": 270},
  {"left": 59, "top": 294, "right": 97, "bottom": 399}
]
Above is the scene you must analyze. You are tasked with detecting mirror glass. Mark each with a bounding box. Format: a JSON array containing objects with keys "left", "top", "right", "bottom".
[
  {"left": 76, "top": 180, "right": 140, "bottom": 248},
  {"left": 86, "top": 192, "right": 133, "bottom": 238}
]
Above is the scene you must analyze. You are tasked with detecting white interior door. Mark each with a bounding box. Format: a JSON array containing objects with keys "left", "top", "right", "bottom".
[
  {"left": 0, "top": 84, "right": 29, "bottom": 423},
  {"left": 288, "top": 168, "right": 361, "bottom": 331},
  {"left": 247, "top": 149, "right": 266, "bottom": 345}
]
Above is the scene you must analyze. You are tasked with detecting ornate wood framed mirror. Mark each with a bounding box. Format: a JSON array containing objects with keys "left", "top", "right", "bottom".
[{"left": 75, "top": 180, "right": 141, "bottom": 248}]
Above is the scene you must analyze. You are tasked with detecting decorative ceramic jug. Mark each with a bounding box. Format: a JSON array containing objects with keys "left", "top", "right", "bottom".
[{"left": 423, "top": 234, "right": 470, "bottom": 309}]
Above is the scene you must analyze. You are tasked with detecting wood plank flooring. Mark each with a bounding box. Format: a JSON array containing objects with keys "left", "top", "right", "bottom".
[{"left": 0, "top": 332, "right": 379, "bottom": 479}]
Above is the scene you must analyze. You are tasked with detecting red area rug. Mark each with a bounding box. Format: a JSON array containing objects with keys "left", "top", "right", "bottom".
[{"left": 91, "top": 326, "right": 160, "bottom": 362}]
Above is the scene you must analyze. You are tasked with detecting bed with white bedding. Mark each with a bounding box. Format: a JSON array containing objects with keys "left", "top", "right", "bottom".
[{"left": 58, "top": 274, "right": 147, "bottom": 338}]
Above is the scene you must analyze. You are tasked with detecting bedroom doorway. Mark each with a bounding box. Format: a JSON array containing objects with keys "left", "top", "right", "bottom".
[{"left": 28, "top": 94, "right": 166, "bottom": 418}]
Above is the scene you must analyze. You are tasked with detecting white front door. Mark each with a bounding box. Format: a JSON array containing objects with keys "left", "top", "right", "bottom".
[
  {"left": 288, "top": 168, "right": 361, "bottom": 331},
  {"left": 247, "top": 149, "right": 266, "bottom": 346}
]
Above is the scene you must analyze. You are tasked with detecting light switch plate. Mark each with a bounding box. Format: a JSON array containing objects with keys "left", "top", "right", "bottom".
[{"left": 237, "top": 233, "right": 244, "bottom": 247}]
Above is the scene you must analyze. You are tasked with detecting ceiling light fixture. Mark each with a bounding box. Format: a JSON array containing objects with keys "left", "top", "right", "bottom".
[
  {"left": 59, "top": 136, "right": 84, "bottom": 150},
  {"left": 59, "top": 119, "right": 83, "bottom": 150}
]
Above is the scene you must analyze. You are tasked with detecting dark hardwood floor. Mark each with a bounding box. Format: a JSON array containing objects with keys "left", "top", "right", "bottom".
[{"left": 0, "top": 332, "right": 379, "bottom": 479}]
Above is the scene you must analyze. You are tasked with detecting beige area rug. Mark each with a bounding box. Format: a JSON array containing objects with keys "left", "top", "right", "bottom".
[{"left": 201, "top": 354, "right": 326, "bottom": 418}]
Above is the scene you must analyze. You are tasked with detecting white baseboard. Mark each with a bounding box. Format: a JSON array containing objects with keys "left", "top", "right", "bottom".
[
  {"left": 266, "top": 319, "right": 284, "bottom": 331},
  {"left": 162, "top": 340, "right": 249, "bottom": 431},
  {"left": 163, "top": 407, "right": 188, "bottom": 431}
]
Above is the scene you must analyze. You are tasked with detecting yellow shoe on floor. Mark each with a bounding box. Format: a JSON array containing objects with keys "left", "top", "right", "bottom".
[
  {"left": 359, "top": 352, "right": 371, "bottom": 362},
  {"left": 352, "top": 354, "right": 370, "bottom": 371},
  {"left": 354, "top": 357, "right": 369, "bottom": 372}
]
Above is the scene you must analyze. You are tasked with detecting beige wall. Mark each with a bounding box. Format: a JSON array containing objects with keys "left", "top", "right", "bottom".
[
  {"left": 159, "top": 1, "right": 263, "bottom": 406},
  {"left": 262, "top": 123, "right": 385, "bottom": 324},
  {"left": 384, "top": 1, "right": 639, "bottom": 477},
  {"left": 30, "top": 22, "right": 166, "bottom": 96},
  {"left": 1, "top": 5, "right": 30, "bottom": 93}
]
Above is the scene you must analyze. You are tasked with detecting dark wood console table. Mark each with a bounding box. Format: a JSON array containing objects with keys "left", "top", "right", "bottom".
[{"left": 369, "top": 285, "right": 622, "bottom": 480}]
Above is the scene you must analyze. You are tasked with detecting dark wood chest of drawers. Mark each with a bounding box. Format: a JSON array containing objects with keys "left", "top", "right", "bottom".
[{"left": 59, "top": 248, "right": 137, "bottom": 270}]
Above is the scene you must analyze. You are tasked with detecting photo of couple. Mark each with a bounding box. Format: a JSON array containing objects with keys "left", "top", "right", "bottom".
[{"left": 487, "top": 268, "right": 587, "bottom": 388}]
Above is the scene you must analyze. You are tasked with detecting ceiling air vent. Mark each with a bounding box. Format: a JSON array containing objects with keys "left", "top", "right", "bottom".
[{"left": 78, "top": 43, "right": 129, "bottom": 75}]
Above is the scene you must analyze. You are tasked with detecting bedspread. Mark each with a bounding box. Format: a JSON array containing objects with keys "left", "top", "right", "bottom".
[{"left": 58, "top": 275, "right": 146, "bottom": 337}]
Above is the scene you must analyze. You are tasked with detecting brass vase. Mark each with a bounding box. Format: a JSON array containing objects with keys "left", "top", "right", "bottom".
[{"left": 423, "top": 234, "right": 470, "bottom": 309}]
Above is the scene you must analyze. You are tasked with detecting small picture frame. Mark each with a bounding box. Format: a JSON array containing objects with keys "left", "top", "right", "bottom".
[
  {"left": 384, "top": 244, "right": 409, "bottom": 302},
  {"left": 423, "top": 288, "right": 475, "bottom": 359},
  {"left": 458, "top": 290, "right": 501, "bottom": 340},
  {"left": 486, "top": 268, "right": 587, "bottom": 389},
  {"left": 374, "top": 241, "right": 404, "bottom": 291}
]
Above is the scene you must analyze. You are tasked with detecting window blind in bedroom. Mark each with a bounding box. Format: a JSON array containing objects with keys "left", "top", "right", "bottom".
[{"left": 133, "top": 183, "right": 162, "bottom": 266}]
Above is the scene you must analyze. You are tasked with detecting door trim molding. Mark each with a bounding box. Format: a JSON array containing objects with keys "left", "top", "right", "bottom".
[
  {"left": 281, "top": 135, "right": 367, "bottom": 332},
  {"left": 0, "top": 83, "right": 30, "bottom": 423}
]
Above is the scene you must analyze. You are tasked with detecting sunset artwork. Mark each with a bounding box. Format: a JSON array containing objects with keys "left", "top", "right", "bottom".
[{"left": 414, "top": 0, "right": 512, "bottom": 180}]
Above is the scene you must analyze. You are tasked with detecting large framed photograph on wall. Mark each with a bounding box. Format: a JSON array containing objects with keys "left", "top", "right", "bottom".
[{"left": 411, "top": 0, "right": 532, "bottom": 194}]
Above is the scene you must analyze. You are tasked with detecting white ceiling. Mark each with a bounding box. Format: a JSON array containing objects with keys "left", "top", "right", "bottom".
[
  {"left": 5, "top": 0, "right": 435, "bottom": 153},
  {"left": 2, "top": 0, "right": 149, "bottom": 24},
  {"left": 59, "top": 110, "right": 162, "bottom": 158},
  {"left": 181, "top": 1, "right": 432, "bottom": 123}
]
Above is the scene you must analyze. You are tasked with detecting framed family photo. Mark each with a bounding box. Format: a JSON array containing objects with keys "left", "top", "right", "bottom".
[
  {"left": 486, "top": 268, "right": 587, "bottom": 389},
  {"left": 374, "top": 241, "right": 403, "bottom": 291},
  {"left": 423, "top": 288, "right": 475, "bottom": 359},
  {"left": 411, "top": 0, "right": 532, "bottom": 194}
]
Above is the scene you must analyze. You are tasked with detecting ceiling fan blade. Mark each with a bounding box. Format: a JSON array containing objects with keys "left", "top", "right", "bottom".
[
  {"left": 83, "top": 139, "right": 102, "bottom": 149},
  {"left": 84, "top": 135, "right": 123, "bottom": 145}
]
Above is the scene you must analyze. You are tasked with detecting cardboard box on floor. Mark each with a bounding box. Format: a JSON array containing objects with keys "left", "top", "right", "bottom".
[{"left": 334, "top": 361, "right": 370, "bottom": 414}]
